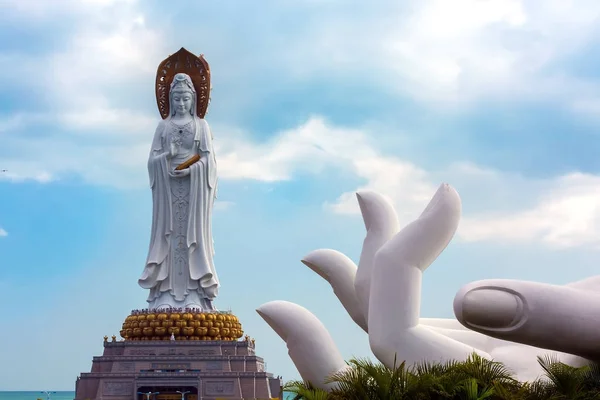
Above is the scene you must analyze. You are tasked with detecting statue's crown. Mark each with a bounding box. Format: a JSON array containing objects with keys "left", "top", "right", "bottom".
[
  {"left": 170, "top": 74, "right": 195, "bottom": 92},
  {"left": 155, "top": 48, "right": 211, "bottom": 119}
]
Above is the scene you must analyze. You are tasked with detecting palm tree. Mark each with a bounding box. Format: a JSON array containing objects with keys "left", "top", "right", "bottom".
[
  {"left": 411, "top": 358, "right": 465, "bottom": 398},
  {"left": 462, "top": 378, "right": 495, "bottom": 400},
  {"left": 326, "top": 357, "right": 427, "bottom": 399},
  {"left": 283, "top": 354, "right": 600, "bottom": 399},
  {"left": 410, "top": 353, "right": 520, "bottom": 399},
  {"left": 521, "top": 356, "right": 600, "bottom": 400},
  {"left": 581, "top": 361, "right": 600, "bottom": 395},
  {"left": 284, "top": 380, "right": 332, "bottom": 400}
]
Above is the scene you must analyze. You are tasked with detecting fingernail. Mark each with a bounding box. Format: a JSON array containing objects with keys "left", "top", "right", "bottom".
[{"left": 461, "top": 288, "right": 524, "bottom": 329}]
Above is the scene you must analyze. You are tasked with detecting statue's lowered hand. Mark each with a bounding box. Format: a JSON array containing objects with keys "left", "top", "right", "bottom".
[{"left": 170, "top": 168, "right": 191, "bottom": 177}]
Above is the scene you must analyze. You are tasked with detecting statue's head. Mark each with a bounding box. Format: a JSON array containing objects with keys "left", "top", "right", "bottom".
[{"left": 169, "top": 73, "right": 196, "bottom": 117}]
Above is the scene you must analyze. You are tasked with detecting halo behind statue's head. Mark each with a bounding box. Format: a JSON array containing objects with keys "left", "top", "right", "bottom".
[{"left": 155, "top": 47, "right": 211, "bottom": 119}]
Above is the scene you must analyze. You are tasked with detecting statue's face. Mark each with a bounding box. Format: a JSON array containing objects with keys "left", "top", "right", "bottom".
[{"left": 171, "top": 90, "right": 193, "bottom": 116}]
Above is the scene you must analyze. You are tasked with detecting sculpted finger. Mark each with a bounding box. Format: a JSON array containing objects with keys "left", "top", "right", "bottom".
[
  {"left": 256, "top": 301, "right": 346, "bottom": 390},
  {"left": 421, "top": 319, "right": 521, "bottom": 354},
  {"left": 428, "top": 327, "right": 498, "bottom": 354},
  {"left": 301, "top": 249, "right": 367, "bottom": 332},
  {"left": 367, "top": 184, "right": 476, "bottom": 367},
  {"left": 566, "top": 275, "right": 600, "bottom": 291},
  {"left": 355, "top": 191, "right": 400, "bottom": 323},
  {"left": 488, "top": 345, "right": 589, "bottom": 383},
  {"left": 370, "top": 325, "right": 489, "bottom": 370},
  {"left": 420, "top": 318, "right": 471, "bottom": 331},
  {"left": 454, "top": 279, "right": 600, "bottom": 360},
  {"left": 370, "top": 184, "right": 461, "bottom": 332},
  {"left": 374, "top": 183, "right": 461, "bottom": 277}
]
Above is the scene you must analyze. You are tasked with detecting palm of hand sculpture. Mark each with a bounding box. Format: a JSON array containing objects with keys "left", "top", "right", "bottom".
[{"left": 257, "top": 184, "right": 600, "bottom": 390}]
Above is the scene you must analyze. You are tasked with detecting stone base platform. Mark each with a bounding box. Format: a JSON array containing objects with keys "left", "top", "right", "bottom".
[{"left": 75, "top": 339, "right": 282, "bottom": 400}]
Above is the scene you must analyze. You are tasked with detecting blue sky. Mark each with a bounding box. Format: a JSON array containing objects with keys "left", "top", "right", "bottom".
[{"left": 2, "top": 0, "right": 600, "bottom": 390}]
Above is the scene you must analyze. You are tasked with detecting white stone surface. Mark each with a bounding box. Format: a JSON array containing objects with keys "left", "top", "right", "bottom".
[
  {"left": 139, "top": 73, "right": 219, "bottom": 310},
  {"left": 257, "top": 301, "right": 348, "bottom": 391},
  {"left": 258, "top": 184, "right": 593, "bottom": 389}
]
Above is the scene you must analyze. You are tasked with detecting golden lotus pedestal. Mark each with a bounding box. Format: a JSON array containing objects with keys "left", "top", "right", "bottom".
[
  {"left": 119, "top": 310, "right": 245, "bottom": 342},
  {"left": 74, "top": 311, "right": 282, "bottom": 400}
]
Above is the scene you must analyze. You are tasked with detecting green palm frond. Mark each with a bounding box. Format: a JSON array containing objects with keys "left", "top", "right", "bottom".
[
  {"left": 413, "top": 358, "right": 460, "bottom": 377},
  {"left": 283, "top": 380, "right": 331, "bottom": 400},
  {"left": 285, "top": 354, "right": 600, "bottom": 400},
  {"left": 327, "top": 357, "right": 415, "bottom": 399},
  {"left": 456, "top": 352, "right": 517, "bottom": 386},
  {"left": 582, "top": 361, "right": 600, "bottom": 393},
  {"left": 463, "top": 378, "right": 495, "bottom": 400},
  {"left": 536, "top": 354, "right": 587, "bottom": 398}
]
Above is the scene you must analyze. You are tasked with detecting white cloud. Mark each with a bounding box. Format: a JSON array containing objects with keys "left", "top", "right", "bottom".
[
  {"left": 568, "top": 98, "right": 600, "bottom": 123},
  {"left": 2, "top": 0, "right": 138, "bottom": 21},
  {"left": 2, "top": 0, "right": 600, "bottom": 248},
  {"left": 0, "top": 228, "right": 7, "bottom": 237},
  {"left": 0, "top": 113, "right": 47, "bottom": 134},
  {"left": 0, "top": 169, "right": 54, "bottom": 184},
  {"left": 2, "top": 0, "right": 165, "bottom": 116},
  {"left": 0, "top": 0, "right": 167, "bottom": 186},
  {"left": 276, "top": 0, "right": 600, "bottom": 106},
  {"left": 326, "top": 151, "right": 600, "bottom": 249},
  {"left": 4, "top": 112, "right": 600, "bottom": 249},
  {"left": 59, "top": 108, "right": 156, "bottom": 134},
  {"left": 4, "top": 0, "right": 600, "bottom": 113},
  {"left": 459, "top": 173, "right": 600, "bottom": 248},
  {"left": 0, "top": 117, "right": 370, "bottom": 187},
  {"left": 215, "top": 118, "right": 600, "bottom": 250},
  {"left": 324, "top": 156, "right": 437, "bottom": 225},
  {"left": 215, "top": 118, "right": 369, "bottom": 181},
  {"left": 207, "top": 118, "right": 592, "bottom": 250},
  {"left": 382, "top": 0, "right": 529, "bottom": 100}
]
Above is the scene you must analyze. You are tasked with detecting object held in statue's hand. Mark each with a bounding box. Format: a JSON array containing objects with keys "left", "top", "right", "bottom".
[{"left": 175, "top": 154, "right": 200, "bottom": 170}]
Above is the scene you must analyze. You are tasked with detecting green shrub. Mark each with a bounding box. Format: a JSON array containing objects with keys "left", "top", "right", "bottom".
[{"left": 285, "top": 354, "right": 600, "bottom": 400}]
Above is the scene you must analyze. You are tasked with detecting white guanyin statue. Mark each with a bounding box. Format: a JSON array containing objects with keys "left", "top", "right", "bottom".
[{"left": 138, "top": 49, "right": 219, "bottom": 310}]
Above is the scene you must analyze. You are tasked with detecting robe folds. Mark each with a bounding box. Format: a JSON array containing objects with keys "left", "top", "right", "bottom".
[{"left": 139, "top": 116, "right": 219, "bottom": 306}]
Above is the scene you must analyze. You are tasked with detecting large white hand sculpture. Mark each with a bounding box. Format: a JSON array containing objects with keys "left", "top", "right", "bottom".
[{"left": 257, "top": 184, "right": 597, "bottom": 390}]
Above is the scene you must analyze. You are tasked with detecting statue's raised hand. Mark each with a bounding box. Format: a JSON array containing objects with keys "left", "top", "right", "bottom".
[
  {"left": 257, "top": 184, "right": 592, "bottom": 389},
  {"left": 169, "top": 142, "right": 179, "bottom": 159}
]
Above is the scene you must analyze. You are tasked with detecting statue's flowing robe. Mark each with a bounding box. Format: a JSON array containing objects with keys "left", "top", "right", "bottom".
[{"left": 139, "top": 116, "right": 219, "bottom": 305}]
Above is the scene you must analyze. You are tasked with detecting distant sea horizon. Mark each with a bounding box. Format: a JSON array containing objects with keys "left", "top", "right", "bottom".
[
  {"left": 0, "top": 391, "right": 295, "bottom": 400},
  {"left": 0, "top": 393, "right": 75, "bottom": 400}
]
